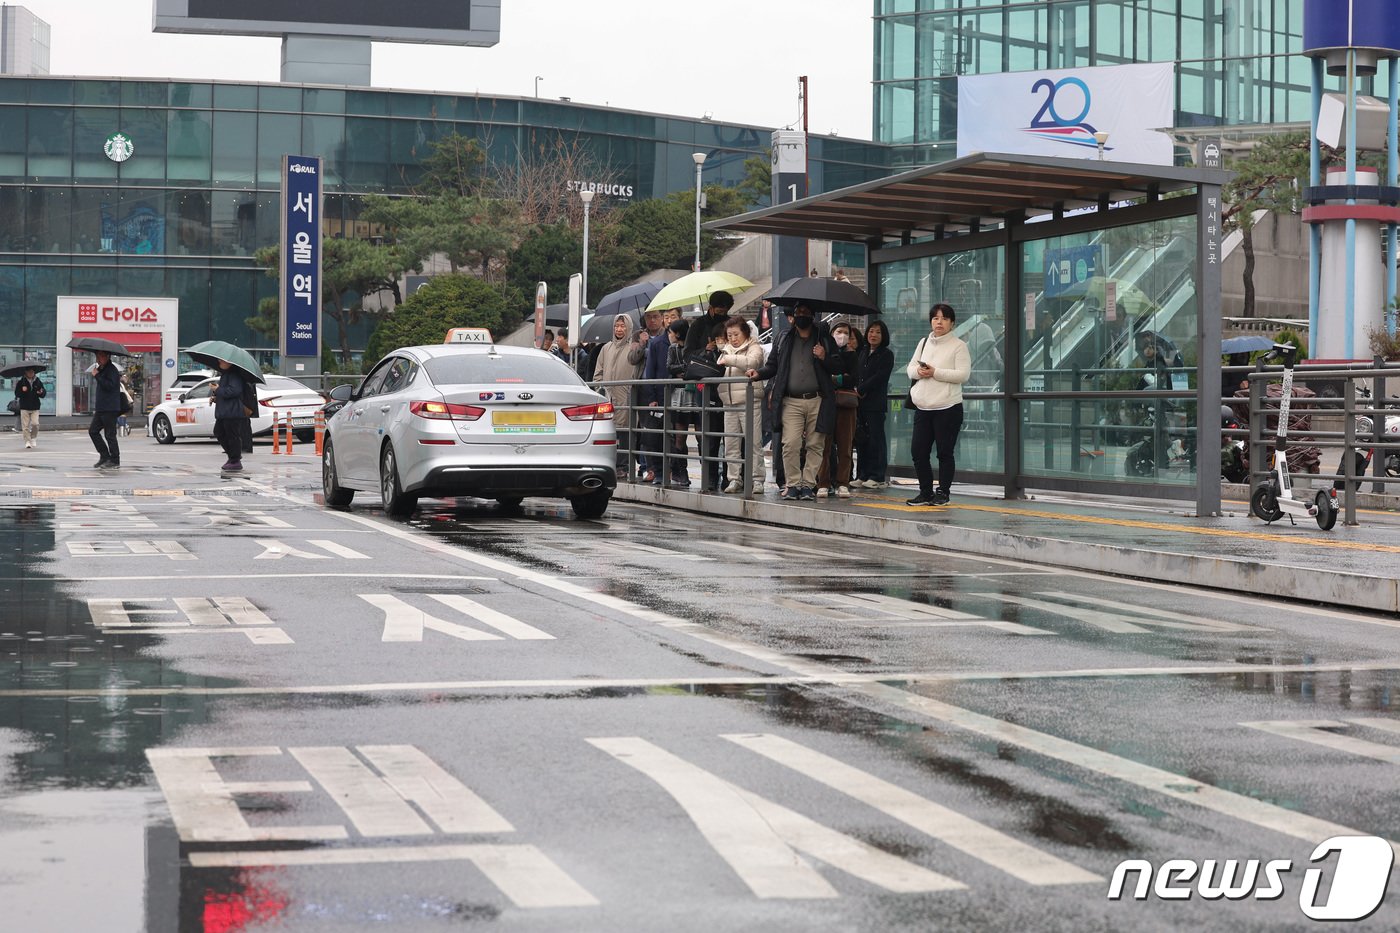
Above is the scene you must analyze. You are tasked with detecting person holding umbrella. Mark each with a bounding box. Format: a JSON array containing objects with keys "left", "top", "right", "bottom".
[
  {"left": 11, "top": 364, "right": 45, "bottom": 449},
  {"left": 87, "top": 350, "right": 124, "bottom": 469},
  {"left": 210, "top": 360, "right": 250, "bottom": 473}
]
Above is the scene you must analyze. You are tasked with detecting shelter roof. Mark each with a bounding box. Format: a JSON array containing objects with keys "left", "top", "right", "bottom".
[{"left": 705, "top": 152, "right": 1231, "bottom": 246}]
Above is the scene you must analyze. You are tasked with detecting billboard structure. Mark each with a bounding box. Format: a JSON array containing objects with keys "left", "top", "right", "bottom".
[{"left": 152, "top": 0, "right": 501, "bottom": 46}]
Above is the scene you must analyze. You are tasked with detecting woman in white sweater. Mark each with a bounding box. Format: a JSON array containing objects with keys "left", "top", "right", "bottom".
[{"left": 906, "top": 303, "right": 971, "bottom": 506}]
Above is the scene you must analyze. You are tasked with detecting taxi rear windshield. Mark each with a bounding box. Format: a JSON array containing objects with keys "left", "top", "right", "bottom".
[{"left": 425, "top": 354, "right": 584, "bottom": 387}]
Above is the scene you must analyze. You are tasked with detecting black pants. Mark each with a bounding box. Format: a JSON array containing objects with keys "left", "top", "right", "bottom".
[
  {"left": 638, "top": 408, "right": 664, "bottom": 474},
  {"left": 88, "top": 411, "right": 120, "bottom": 463},
  {"left": 856, "top": 408, "right": 888, "bottom": 481},
  {"left": 240, "top": 417, "right": 253, "bottom": 453},
  {"left": 698, "top": 391, "right": 723, "bottom": 490},
  {"left": 911, "top": 404, "right": 963, "bottom": 495},
  {"left": 214, "top": 418, "right": 244, "bottom": 463}
]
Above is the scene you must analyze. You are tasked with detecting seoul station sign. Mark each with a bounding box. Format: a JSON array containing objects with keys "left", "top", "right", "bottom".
[{"left": 153, "top": 0, "right": 501, "bottom": 46}]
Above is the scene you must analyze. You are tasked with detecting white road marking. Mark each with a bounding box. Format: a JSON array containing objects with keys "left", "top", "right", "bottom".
[
  {"left": 722, "top": 733, "right": 1099, "bottom": 886},
  {"left": 856, "top": 683, "right": 1400, "bottom": 859},
  {"left": 427, "top": 595, "right": 553, "bottom": 640},
  {"left": 187, "top": 844, "right": 599, "bottom": 908},
  {"left": 87, "top": 597, "right": 291, "bottom": 644},
  {"left": 1033, "top": 591, "right": 1260, "bottom": 633},
  {"left": 359, "top": 594, "right": 503, "bottom": 642},
  {"left": 186, "top": 505, "right": 294, "bottom": 527},
  {"left": 289, "top": 746, "right": 436, "bottom": 837},
  {"left": 66, "top": 540, "right": 195, "bottom": 560},
  {"left": 254, "top": 539, "right": 369, "bottom": 560},
  {"left": 588, "top": 736, "right": 962, "bottom": 898},
  {"left": 357, "top": 744, "right": 514, "bottom": 834},
  {"left": 5, "top": 572, "right": 493, "bottom": 582},
  {"left": 770, "top": 593, "right": 1052, "bottom": 635},
  {"left": 990, "top": 593, "right": 1254, "bottom": 635},
  {"left": 145, "top": 747, "right": 347, "bottom": 843},
  {"left": 308, "top": 539, "right": 371, "bottom": 559},
  {"left": 1241, "top": 720, "right": 1400, "bottom": 766},
  {"left": 7, "top": 662, "right": 1400, "bottom": 699}
]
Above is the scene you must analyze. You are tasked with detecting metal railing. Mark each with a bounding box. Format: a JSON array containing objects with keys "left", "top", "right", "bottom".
[
  {"left": 1240, "top": 362, "right": 1400, "bottom": 527},
  {"left": 588, "top": 375, "right": 763, "bottom": 498}
]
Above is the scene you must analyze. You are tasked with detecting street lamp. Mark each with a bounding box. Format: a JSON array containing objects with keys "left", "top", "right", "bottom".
[
  {"left": 534, "top": 75, "right": 543, "bottom": 98},
  {"left": 579, "top": 188, "right": 594, "bottom": 314},
  {"left": 1093, "top": 131, "right": 1109, "bottom": 161},
  {"left": 692, "top": 151, "right": 707, "bottom": 272}
]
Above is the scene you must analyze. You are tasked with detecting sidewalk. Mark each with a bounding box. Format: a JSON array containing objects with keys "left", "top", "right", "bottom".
[{"left": 612, "top": 473, "right": 1400, "bottom": 615}]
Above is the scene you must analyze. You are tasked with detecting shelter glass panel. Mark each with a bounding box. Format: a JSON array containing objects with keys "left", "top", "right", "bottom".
[
  {"left": 212, "top": 111, "right": 256, "bottom": 185},
  {"left": 1018, "top": 213, "right": 1198, "bottom": 486},
  {"left": 877, "top": 243, "right": 1006, "bottom": 475},
  {"left": 167, "top": 109, "right": 213, "bottom": 182}
]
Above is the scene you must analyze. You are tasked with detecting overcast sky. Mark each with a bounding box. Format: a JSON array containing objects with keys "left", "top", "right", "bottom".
[{"left": 26, "top": 0, "right": 874, "bottom": 139}]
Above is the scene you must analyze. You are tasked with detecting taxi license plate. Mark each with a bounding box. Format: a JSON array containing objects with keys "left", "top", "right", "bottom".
[
  {"left": 491, "top": 410, "right": 556, "bottom": 433},
  {"left": 292, "top": 417, "right": 314, "bottom": 427}
]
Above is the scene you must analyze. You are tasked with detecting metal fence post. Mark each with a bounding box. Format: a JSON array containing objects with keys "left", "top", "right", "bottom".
[{"left": 1343, "top": 378, "right": 1358, "bottom": 526}]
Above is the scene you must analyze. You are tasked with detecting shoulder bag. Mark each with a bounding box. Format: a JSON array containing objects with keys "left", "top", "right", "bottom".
[{"left": 905, "top": 338, "right": 926, "bottom": 409}]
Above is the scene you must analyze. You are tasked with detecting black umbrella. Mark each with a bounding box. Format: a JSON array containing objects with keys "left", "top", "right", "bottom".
[
  {"left": 579, "top": 309, "right": 642, "bottom": 346},
  {"left": 762, "top": 276, "right": 879, "bottom": 316},
  {"left": 530, "top": 303, "right": 592, "bottom": 329},
  {"left": 0, "top": 362, "right": 47, "bottom": 379},
  {"left": 66, "top": 336, "right": 134, "bottom": 356},
  {"left": 594, "top": 281, "right": 670, "bottom": 318}
]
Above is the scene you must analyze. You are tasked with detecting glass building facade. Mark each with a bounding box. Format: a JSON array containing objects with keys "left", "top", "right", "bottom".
[
  {"left": 0, "top": 75, "right": 891, "bottom": 389},
  {"left": 872, "top": 0, "right": 1361, "bottom": 166}
]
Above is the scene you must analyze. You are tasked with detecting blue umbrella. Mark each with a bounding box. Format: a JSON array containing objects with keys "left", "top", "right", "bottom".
[{"left": 1221, "top": 336, "right": 1275, "bottom": 354}]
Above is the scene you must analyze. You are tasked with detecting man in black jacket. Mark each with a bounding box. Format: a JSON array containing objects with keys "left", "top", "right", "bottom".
[
  {"left": 13, "top": 364, "right": 45, "bottom": 449},
  {"left": 682, "top": 290, "right": 734, "bottom": 492},
  {"left": 747, "top": 304, "right": 838, "bottom": 500},
  {"left": 86, "top": 350, "right": 123, "bottom": 469}
]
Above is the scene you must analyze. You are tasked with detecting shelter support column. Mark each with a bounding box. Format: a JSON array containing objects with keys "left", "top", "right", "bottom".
[{"left": 1195, "top": 187, "right": 1223, "bottom": 518}]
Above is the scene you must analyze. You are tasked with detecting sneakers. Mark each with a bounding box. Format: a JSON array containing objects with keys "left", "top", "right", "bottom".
[
  {"left": 798, "top": 486, "right": 817, "bottom": 501},
  {"left": 221, "top": 460, "right": 243, "bottom": 472},
  {"left": 931, "top": 489, "right": 950, "bottom": 506},
  {"left": 866, "top": 479, "right": 887, "bottom": 488},
  {"left": 99, "top": 460, "right": 119, "bottom": 471},
  {"left": 907, "top": 492, "right": 935, "bottom": 506},
  {"left": 93, "top": 457, "right": 109, "bottom": 468},
  {"left": 723, "top": 480, "right": 742, "bottom": 494},
  {"left": 752, "top": 483, "right": 765, "bottom": 495},
  {"left": 835, "top": 485, "right": 851, "bottom": 498},
  {"left": 780, "top": 485, "right": 793, "bottom": 500},
  {"left": 815, "top": 487, "right": 830, "bottom": 498}
]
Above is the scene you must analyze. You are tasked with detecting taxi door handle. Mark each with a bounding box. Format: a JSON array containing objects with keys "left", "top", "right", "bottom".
[
  {"left": 353, "top": 407, "right": 364, "bottom": 415},
  {"left": 379, "top": 405, "right": 391, "bottom": 413}
]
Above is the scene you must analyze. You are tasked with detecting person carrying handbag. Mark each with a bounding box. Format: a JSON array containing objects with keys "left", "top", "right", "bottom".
[
  {"left": 907, "top": 303, "right": 971, "bottom": 506},
  {"left": 715, "top": 318, "right": 766, "bottom": 494}
]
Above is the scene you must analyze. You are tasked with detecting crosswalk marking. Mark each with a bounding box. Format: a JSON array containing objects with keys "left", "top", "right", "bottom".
[
  {"left": 187, "top": 504, "right": 294, "bottom": 527},
  {"left": 308, "top": 539, "right": 370, "bottom": 558},
  {"left": 588, "top": 736, "right": 963, "bottom": 898},
  {"left": 187, "top": 844, "right": 599, "bottom": 908},
  {"left": 989, "top": 592, "right": 1255, "bottom": 634},
  {"left": 721, "top": 733, "right": 1099, "bottom": 886},
  {"left": 359, "top": 594, "right": 553, "bottom": 643},
  {"left": 1242, "top": 719, "right": 1400, "bottom": 766},
  {"left": 1032, "top": 592, "right": 1259, "bottom": 633}
]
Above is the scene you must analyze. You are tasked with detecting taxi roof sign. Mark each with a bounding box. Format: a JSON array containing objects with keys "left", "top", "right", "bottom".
[{"left": 444, "top": 327, "right": 493, "bottom": 345}]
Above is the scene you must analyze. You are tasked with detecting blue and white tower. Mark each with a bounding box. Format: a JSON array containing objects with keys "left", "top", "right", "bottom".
[{"left": 1304, "top": 0, "right": 1400, "bottom": 358}]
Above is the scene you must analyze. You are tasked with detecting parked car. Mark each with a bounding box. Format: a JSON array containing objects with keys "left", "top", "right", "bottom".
[
  {"left": 320, "top": 342, "right": 616, "bottom": 518},
  {"left": 148, "top": 374, "right": 326, "bottom": 444},
  {"left": 163, "top": 368, "right": 216, "bottom": 402}
]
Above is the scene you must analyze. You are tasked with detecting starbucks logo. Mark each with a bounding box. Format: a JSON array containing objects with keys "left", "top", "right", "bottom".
[{"left": 104, "top": 132, "right": 134, "bottom": 163}]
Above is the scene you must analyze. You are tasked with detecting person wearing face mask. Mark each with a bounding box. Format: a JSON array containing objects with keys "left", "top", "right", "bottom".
[
  {"left": 854, "top": 320, "right": 894, "bottom": 488},
  {"left": 716, "top": 317, "right": 766, "bottom": 494},
  {"left": 814, "top": 321, "right": 861, "bottom": 498},
  {"left": 907, "top": 303, "right": 971, "bottom": 506},
  {"left": 746, "top": 303, "right": 839, "bottom": 501}
]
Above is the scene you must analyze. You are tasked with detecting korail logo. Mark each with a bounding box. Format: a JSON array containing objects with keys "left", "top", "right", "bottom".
[
  {"left": 1109, "top": 836, "right": 1394, "bottom": 921},
  {"left": 1022, "top": 76, "right": 1105, "bottom": 152},
  {"left": 288, "top": 163, "right": 318, "bottom": 175}
]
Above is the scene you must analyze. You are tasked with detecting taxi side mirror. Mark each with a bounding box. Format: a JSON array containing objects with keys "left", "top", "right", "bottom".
[{"left": 329, "top": 383, "right": 355, "bottom": 402}]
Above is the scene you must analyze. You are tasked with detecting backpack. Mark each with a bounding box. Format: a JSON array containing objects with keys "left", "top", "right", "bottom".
[{"left": 241, "top": 378, "right": 258, "bottom": 417}]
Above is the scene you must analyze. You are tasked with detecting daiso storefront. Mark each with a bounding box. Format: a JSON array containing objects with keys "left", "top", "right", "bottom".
[{"left": 55, "top": 296, "right": 178, "bottom": 418}]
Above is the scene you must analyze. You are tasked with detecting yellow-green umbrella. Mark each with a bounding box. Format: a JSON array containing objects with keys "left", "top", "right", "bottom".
[{"left": 644, "top": 270, "right": 753, "bottom": 313}]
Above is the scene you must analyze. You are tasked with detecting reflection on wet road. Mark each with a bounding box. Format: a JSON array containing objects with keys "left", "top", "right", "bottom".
[{"left": 2, "top": 436, "right": 1400, "bottom": 931}]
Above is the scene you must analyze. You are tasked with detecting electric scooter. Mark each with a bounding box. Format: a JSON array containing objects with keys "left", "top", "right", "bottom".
[{"left": 1249, "top": 343, "right": 1338, "bottom": 530}]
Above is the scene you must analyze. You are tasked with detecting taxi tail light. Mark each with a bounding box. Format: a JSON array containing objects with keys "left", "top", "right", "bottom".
[
  {"left": 562, "top": 401, "right": 614, "bottom": 421},
  {"left": 409, "top": 399, "right": 485, "bottom": 421}
]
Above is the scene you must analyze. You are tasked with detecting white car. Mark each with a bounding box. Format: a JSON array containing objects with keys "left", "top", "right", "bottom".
[
  {"left": 320, "top": 342, "right": 617, "bottom": 518},
  {"left": 148, "top": 374, "right": 326, "bottom": 444},
  {"left": 163, "top": 369, "right": 216, "bottom": 402}
]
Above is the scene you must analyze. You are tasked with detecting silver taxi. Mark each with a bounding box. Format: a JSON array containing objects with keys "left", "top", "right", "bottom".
[{"left": 320, "top": 341, "right": 617, "bottom": 518}]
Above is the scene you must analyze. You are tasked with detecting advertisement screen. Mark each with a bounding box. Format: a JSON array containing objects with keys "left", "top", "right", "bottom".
[{"left": 186, "top": 0, "right": 470, "bottom": 30}]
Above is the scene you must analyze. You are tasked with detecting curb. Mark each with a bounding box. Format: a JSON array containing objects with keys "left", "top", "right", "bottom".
[{"left": 612, "top": 484, "right": 1400, "bottom": 615}]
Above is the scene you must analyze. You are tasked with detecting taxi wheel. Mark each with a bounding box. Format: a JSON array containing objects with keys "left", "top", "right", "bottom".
[
  {"left": 496, "top": 496, "right": 524, "bottom": 512},
  {"left": 321, "top": 438, "right": 354, "bottom": 509},
  {"left": 152, "top": 413, "right": 176, "bottom": 445},
  {"left": 570, "top": 490, "right": 611, "bottom": 520},
  {"left": 380, "top": 443, "right": 417, "bottom": 518}
]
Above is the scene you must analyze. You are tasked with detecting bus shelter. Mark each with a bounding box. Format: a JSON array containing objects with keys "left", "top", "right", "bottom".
[{"left": 708, "top": 152, "right": 1231, "bottom": 517}]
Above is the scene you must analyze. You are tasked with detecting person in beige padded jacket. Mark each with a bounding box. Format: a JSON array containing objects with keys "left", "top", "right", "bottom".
[
  {"left": 716, "top": 317, "right": 767, "bottom": 494},
  {"left": 906, "top": 302, "right": 970, "bottom": 506}
]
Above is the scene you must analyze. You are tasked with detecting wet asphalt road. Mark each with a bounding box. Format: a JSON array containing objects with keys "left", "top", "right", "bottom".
[{"left": 2, "top": 432, "right": 1400, "bottom": 931}]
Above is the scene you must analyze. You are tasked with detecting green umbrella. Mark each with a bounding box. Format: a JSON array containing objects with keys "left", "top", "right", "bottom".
[
  {"left": 644, "top": 271, "right": 753, "bottom": 313},
  {"left": 185, "top": 340, "right": 266, "bottom": 385}
]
